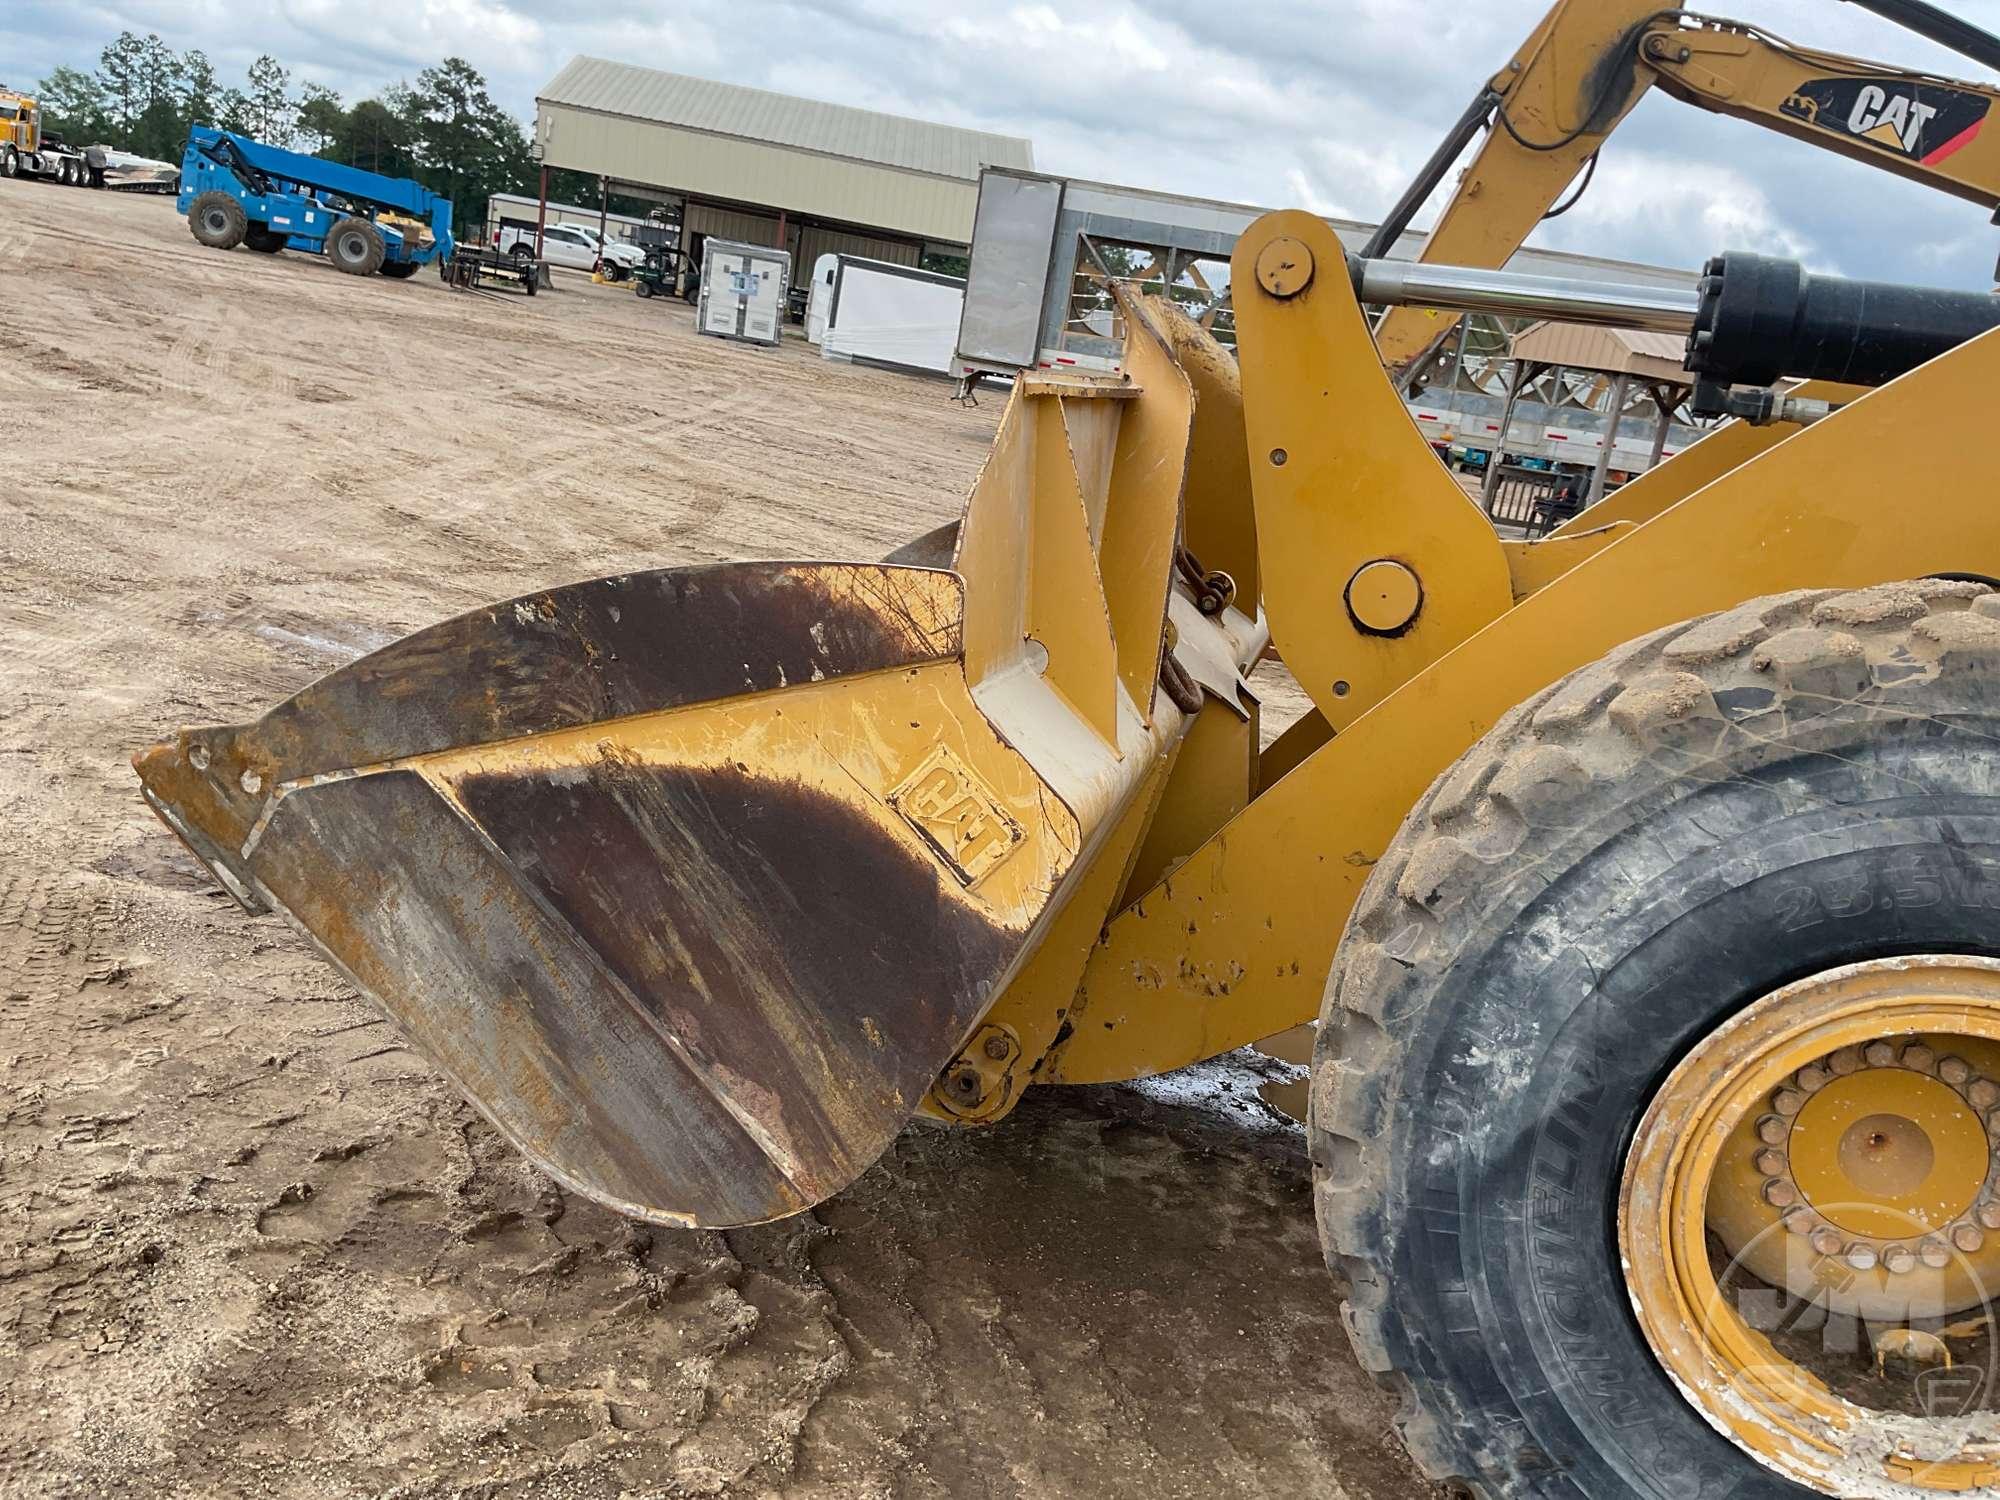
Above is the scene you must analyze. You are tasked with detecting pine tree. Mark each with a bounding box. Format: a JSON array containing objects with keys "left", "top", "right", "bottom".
[
  {"left": 296, "top": 83, "right": 344, "bottom": 153},
  {"left": 246, "top": 55, "right": 293, "bottom": 145},
  {"left": 96, "top": 32, "right": 145, "bottom": 141}
]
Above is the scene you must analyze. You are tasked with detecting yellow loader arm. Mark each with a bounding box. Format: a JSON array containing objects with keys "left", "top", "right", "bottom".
[{"left": 1375, "top": 0, "right": 2000, "bottom": 370}]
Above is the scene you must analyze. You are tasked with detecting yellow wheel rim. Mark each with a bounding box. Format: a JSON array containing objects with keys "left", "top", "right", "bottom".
[{"left": 1620, "top": 956, "right": 2000, "bottom": 1494}]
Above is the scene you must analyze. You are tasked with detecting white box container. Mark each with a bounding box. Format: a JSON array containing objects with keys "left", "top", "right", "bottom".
[
  {"left": 817, "top": 256, "right": 967, "bottom": 377},
  {"left": 697, "top": 239, "right": 791, "bottom": 346}
]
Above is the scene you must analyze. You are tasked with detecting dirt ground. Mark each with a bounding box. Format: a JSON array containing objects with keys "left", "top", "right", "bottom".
[{"left": 0, "top": 184, "right": 1428, "bottom": 1499}]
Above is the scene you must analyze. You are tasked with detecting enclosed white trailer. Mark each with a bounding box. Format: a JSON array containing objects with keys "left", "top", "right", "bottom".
[
  {"left": 810, "top": 255, "right": 967, "bottom": 376},
  {"left": 697, "top": 240, "right": 790, "bottom": 346}
]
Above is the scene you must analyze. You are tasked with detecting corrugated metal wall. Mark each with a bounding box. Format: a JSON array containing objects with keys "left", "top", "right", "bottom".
[
  {"left": 541, "top": 105, "right": 981, "bottom": 243},
  {"left": 796, "top": 224, "right": 919, "bottom": 274},
  {"left": 682, "top": 204, "right": 923, "bottom": 289},
  {"left": 684, "top": 201, "right": 782, "bottom": 248}
]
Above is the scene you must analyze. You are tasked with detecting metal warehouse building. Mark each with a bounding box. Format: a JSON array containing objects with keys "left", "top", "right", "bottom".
[{"left": 534, "top": 58, "right": 1034, "bottom": 287}]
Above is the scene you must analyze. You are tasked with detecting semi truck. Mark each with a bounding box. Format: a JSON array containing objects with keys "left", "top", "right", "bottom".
[
  {"left": 0, "top": 89, "right": 94, "bottom": 186},
  {"left": 177, "top": 125, "right": 453, "bottom": 279}
]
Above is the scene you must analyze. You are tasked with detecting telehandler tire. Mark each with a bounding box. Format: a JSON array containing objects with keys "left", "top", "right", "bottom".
[
  {"left": 243, "top": 226, "right": 285, "bottom": 253},
  {"left": 326, "top": 217, "right": 386, "bottom": 276},
  {"left": 1312, "top": 579, "right": 2000, "bottom": 1498},
  {"left": 188, "top": 191, "right": 247, "bottom": 250},
  {"left": 378, "top": 261, "right": 420, "bottom": 279}
]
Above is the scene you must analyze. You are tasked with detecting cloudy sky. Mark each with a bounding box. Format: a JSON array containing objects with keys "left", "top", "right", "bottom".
[{"left": 10, "top": 0, "right": 2000, "bottom": 283}]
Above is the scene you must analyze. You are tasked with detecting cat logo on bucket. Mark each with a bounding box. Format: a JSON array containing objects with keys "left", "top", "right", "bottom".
[
  {"left": 1781, "top": 77, "right": 1990, "bottom": 165},
  {"left": 888, "top": 744, "right": 1024, "bottom": 888}
]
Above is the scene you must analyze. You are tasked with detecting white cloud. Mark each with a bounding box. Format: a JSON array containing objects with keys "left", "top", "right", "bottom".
[{"left": 10, "top": 0, "right": 2000, "bottom": 284}]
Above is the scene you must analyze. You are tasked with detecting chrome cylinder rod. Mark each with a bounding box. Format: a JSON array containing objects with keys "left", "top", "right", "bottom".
[{"left": 1354, "top": 257, "right": 1700, "bottom": 333}]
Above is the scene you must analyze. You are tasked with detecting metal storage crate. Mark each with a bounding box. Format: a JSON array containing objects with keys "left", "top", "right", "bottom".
[{"left": 697, "top": 239, "right": 791, "bottom": 346}]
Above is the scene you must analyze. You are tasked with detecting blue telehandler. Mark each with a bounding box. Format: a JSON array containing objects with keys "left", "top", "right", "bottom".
[{"left": 176, "top": 125, "right": 454, "bottom": 279}]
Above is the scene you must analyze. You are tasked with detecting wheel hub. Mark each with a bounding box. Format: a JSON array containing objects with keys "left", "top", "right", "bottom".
[{"left": 1622, "top": 956, "right": 2000, "bottom": 1494}]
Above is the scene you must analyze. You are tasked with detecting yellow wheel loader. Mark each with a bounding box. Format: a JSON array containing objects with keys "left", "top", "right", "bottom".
[
  {"left": 136, "top": 218, "right": 2000, "bottom": 1494},
  {"left": 131, "top": 1, "right": 2000, "bottom": 1488}
]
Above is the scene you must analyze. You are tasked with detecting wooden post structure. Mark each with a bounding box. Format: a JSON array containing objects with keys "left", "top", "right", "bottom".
[{"left": 1588, "top": 371, "right": 1630, "bottom": 505}]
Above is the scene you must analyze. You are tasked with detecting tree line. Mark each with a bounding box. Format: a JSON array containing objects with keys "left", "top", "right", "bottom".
[{"left": 34, "top": 34, "right": 635, "bottom": 232}]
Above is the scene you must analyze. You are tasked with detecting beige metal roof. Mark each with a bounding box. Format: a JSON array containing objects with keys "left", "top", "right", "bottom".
[
  {"left": 539, "top": 58, "right": 1033, "bottom": 182},
  {"left": 1510, "top": 321, "right": 1690, "bottom": 382}
]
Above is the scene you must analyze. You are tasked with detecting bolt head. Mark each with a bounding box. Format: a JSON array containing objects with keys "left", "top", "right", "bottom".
[
  {"left": 1972, "top": 1079, "right": 2000, "bottom": 1111},
  {"left": 1941, "top": 1055, "right": 1974, "bottom": 1085},
  {"left": 1980, "top": 1201, "right": 2000, "bottom": 1232},
  {"left": 1753, "top": 1148, "right": 1787, "bottom": 1177},
  {"left": 1771, "top": 1088, "right": 1805, "bottom": 1116},
  {"left": 1921, "top": 1238, "right": 1952, "bottom": 1269},
  {"left": 1903, "top": 1044, "right": 1937, "bottom": 1073},
  {"left": 982, "top": 1034, "right": 1011, "bottom": 1061},
  {"left": 1755, "top": 1114, "right": 1789, "bottom": 1145},
  {"left": 1811, "top": 1227, "right": 1844, "bottom": 1257},
  {"left": 1864, "top": 1041, "right": 1897, "bottom": 1067},
  {"left": 1762, "top": 1178, "right": 1798, "bottom": 1208},
  {"left": 1845, "top": 1243, "right": 1879, "bottom": 1272},
  {"left": 1796, "top": 1064, "right": 1830, "bottom": 1092},
  {"left": 1828, "top": 1046, "right": 1862, "bottom": 1076},
  {"left": 1883, "top": 1246, "right": 1918, "bottom": 1274},
  {"left": 1954, "top": 1223, "right": 1986, "bottom": 1255}
]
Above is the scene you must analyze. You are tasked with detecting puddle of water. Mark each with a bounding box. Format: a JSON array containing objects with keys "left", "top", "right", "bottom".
[{"left": 1252, "top": 1023, "right": 1315, "bottom": 1123}]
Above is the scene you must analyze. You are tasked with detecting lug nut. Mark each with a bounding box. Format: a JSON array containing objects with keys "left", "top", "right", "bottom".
[
  {"left": 1941, "top": 1055, "right": 1974, "bottom": 1085},
  {"left": 1772, "top": 1088, "right": 1805, "bottom": 1116},
  {"left": 1783, "top": 1208, "right": 1814, "bottom": 1236},
  {"left": 1754, "top": 1148, "right": 1787, "bottom": 1177},
  {"left": 1979, "top": 1201, "right": 2000, "bottom": 1232},
  {"left": 1972, "top": 1079, "right": 2000, "bottom": 1110},
  {"left": 1954, "top": 1224, "right": 1986, "bottom": 1254},
  {"left": 1828, "top": 1047, "right": 1862, "bottom": 1076},
  {"left": 1756, "top": 1114, "right": 1789, "bottom": 1145},
  {"left": 1845, "top": 1243, "right": 1880, "bottom": 1271},
  {"left": 1864, "top": 1041, "right": 1898, "bottom": 1067},
  {"left": 1762, "top": 1178, "right": 1798, "bottom": 1208},
  {"left": 1797, "top": 1064, "right": 1831, "bottom": 1092},
  {"left": 1811, "top": 1227, "right": 1845, "bottom": 1256},
  {"left": 1903, "top": 1045, "right": 1936, "bottom": 1073},
  {"left": 1921, "top": 1238, "right": 1953, "bottom": 1269},
  {"left": 1884, "top": 1245, "right": 1918, "bottom": 1274}
]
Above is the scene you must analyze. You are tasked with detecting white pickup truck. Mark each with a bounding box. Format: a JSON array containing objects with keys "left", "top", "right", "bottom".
[{"left": 497, "top": 222, "right": 645, "bottom": 280}]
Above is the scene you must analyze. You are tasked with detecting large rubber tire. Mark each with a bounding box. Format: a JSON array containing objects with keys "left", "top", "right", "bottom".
[
  {"left": 635, "top": 277, "right": 654, "bottom": 299},
  {"left": 378, "top": 261, "right": 420, "bottom": 280},
  {"left": 326, "top": 217, "right": 386, "bottom": 276},
  {"left": 242, "top": 226, "right": 285, "bottom": 254},
  {"left": 188, "top": 192, "right": 248, "bottom": 250},
  {"left": 1, "top": 145, "right": 18, "bottom": 180},
  {"left": 1311, "top": 580, "right": 2000, "bottom": 1499}
]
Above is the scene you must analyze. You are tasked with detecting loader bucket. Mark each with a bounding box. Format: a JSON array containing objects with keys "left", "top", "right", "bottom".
[
  {"left": 134, "top": 288, "right": 1261, "bottom": 1229},
  {"left": 134, "top": 561, "right": 1088, "bottom": 1227}
]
